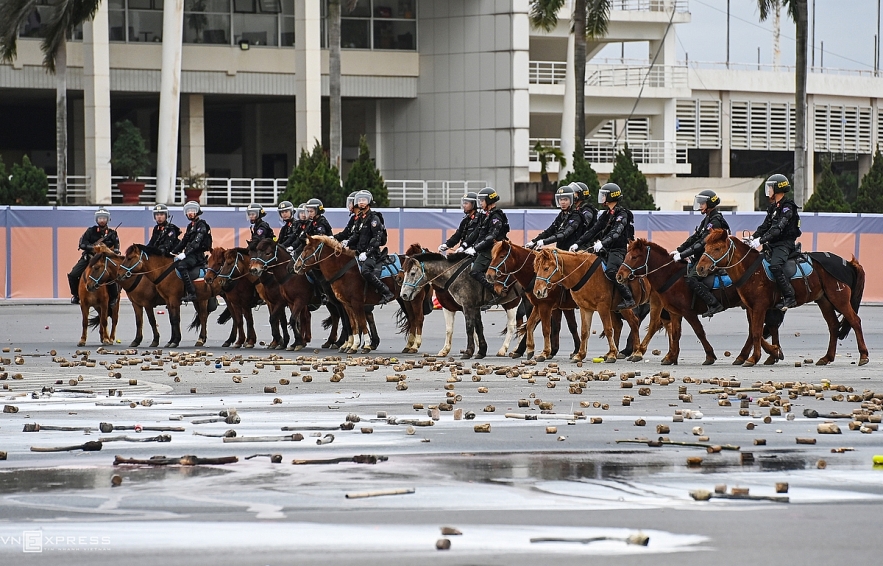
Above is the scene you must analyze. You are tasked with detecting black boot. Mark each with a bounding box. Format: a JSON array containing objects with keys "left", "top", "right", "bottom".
[
  {"left": 615, "top": 281, "right": 636, "bottom": 310},
  {"left": 471, "top": 271, "right": 501, "bottom": 306},
  {"left": 108, "top": 282, "right": 119, "bottom": 309},
  {"left": 688, "top": 277, "right": 724, "bottom": 318},
  {"left": 773, "top": 269, "right": 797, "bottom": 311},
  {"left": 68, "top": 273, "right": 80, "bottom": 304},
  {"left": 179, "top": 270, "right": 197, "bottom": 303},
  {"left": 367, "top": 273, "right": 395, "bottom": 305}
]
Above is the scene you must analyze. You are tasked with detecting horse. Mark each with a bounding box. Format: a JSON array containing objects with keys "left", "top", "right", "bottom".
[
  {"left": 696, "top": 229, "right": 868, "bottom": 367},
  {"left": 532, "top": 248, "right": 647, "bottom": 362},
  {"left": 400, "top": 252, "right": 521, "bottom": 359},
  {"left": 210, "top": 246, "right": 291, "bottom": 349},
  {"left": 205, "top": 247, "right": 257, "bottom": 348},
  {"left": 117, "top": 244, "right": 213, "bottom": 348},
  {"left": 87, "top": 244, "right": 163, "bottom": 348},
  {"left": 79, "top": 249, "right": 121, "bottom": 346},
  {"left": 617, "top": 238, "right": 784, "bottom": 365},
  {"left": 486, "top": 240, "right": 581, "bottom": 361}
]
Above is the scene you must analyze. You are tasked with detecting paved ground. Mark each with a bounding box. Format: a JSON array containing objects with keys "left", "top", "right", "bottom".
[{"left": 0, "top": 301, "right": 881, "bottom": 565}]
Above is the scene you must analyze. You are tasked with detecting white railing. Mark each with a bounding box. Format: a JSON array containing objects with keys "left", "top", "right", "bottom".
[
  {"left": 683, "top": 60, "right": 883, "bottom": 78},
  {"left": 611, "top": 0, "right": 689, "bottom": 12},
  {"left": 528, "top": 138, "right": 563, "bottom": 162},
  {"left": 584, "top": 140, "right": 688, "bottom": 164},
  {"left": 586, "top": 64, "right": 688, "bottom": 88},
  {"left": 529, "top": 61, "right": 567, "bottom": 85},
  {"left": 386, "top": 180, "right": 489, "bottom": 208}
]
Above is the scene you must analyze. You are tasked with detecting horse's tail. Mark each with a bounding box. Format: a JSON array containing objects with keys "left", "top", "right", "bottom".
[
  {"left": 838, "top": 258, "right": 865, "bottom": 340},
  {"left": 395, "top": 305, "right": 409, "bottom": 335},
  {"left": 322, "top": 314, "right": 334, "bottom": 330},
  {"left": 515, "top": 321, "right": 527, "bottom": 339},
  {"left": 188, "top": 312, "right": 201, "bottom": 331},
  {"left": 422, "top": 291, "right": 433, "bottom": 316},
  {"left": 763, "top": 308, "right": 785, "bottom": 339},
  {"left": 88, "top": 314, "right": 102, "bottom": 329},
  {"left": 217, "top": 307, "right": 231, "bottom": 325}
]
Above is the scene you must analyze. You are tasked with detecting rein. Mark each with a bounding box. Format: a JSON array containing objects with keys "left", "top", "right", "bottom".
[
  {"left": 488, "top": 244, "right": 533, "bottom": 292},
  {"left": 88, "top": 256, "right": 120, "bottom": 287},
  {"left": 621, "top": 246, "right": 676, "bottom": 279},
  {"left": 535, "top": 250, "right": 597, "bottom": 288}
]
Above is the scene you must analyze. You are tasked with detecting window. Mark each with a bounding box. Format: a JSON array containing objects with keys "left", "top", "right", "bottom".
[
  {"left": 184, "top": 0, "right": 231, "bottom": 44},
  {"left": 338, "top": 0, "right": 416, "bottom": 50}
]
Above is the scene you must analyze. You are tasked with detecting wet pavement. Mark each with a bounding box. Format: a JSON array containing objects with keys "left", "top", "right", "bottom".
[{"left": 0, "top": 303, "right": 882, "bottom": 565}]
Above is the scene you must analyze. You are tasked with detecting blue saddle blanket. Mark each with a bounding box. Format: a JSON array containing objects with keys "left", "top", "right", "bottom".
[
  {"left": 176, "top": 267, "right": 207, "bottom": 281},
  {"left": 702, "top": 273, "right": 733, "bottom": 289},
  {"left": 380, "top": 255, "right": 402, "bottom": 279},
  {"left": 762, "top": 258, "right": 813, "bottom": 280}
]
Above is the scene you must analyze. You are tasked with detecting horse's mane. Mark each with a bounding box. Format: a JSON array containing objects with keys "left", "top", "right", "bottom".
[
  {"left": 88, "top": 245, "right": 123, "bottom": 265},
  {"left": 309, "top": 235, "right": 354, "bottom": 256},
  {"left": 128, "top": 243, "right": 164, "bottom": 257},
  {"left": 633, "top": 238, "right": 671, "bottom": 255},
  {"left": 413, "top": 251, "right": 468, "bottom": 263},
  {"left": 704, "top": 228, "right": 729, "bottom": 244},
  {"left": 405, "top": 242, "right": 425, "bottom": 255}
]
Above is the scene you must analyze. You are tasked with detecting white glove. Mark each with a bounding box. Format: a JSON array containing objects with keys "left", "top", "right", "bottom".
[
  {"left": 748, "top": 238, "right": 762, "bottom": 249},
  {"left": 535, "top": 240, "right": 545, "bottom": 251},
  {"left": 524, "top": 241, "right": 536, "bottom": 250},
  {"left": 593, "top": 241, "right": 603, "bottom": 253},
  {"left": 672, "top": 251, "right": 681, "bottom": 262},
  {"left": 286, "top": 246, "right": 295, "bottom": 254},
  {"left": 342, "top": 241, "right": 350, "bottom": 249},
  {"left": 569, "top": 244, "right": 579, "bottom": 252},
  {"left": 358, "top": 252, "right": 367, "bottom": 262},
  {"left": 464, "top": 247, "right": 476, "bottom": 256},
  {"left": 175, "top": 252, "right": 186, "bottom": 261},
  {"left": 438, "top": 243, "right": 448, "bottom": 253}
]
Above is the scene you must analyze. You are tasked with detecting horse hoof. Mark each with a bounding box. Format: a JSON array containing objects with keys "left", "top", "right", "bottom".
[
  {"left": 164, "top": 342, "right": 179, "bottom": 348},
  {"left": 474, "top": 353, "right": 485, "bottom": 360},
  {"left": 535, "top": 355, "right": 546, "bottom": 363},
  {"left": 496, "top": 350, "right": 507, "bottom": 357},
  {"left": 661, "top": 358, "right": 673, "bottom": 366},
  {"left": 733, "top": 358, "right": 745, "bottom": 365},
  {"left": 616, "top": 352, "right": 626, "bottom": 360},
  {"left": 815, "top": 358, "right": 830, "bottom": 366},
  {"left": 509, "top": 352, "right": 522, "bottom": 359},
  {"left": 360, "top": 347, "right": 372, "bottom": 354},
  {"left": 628, "top": 354, "right": 643, "bottom": 362},
  {"left": 347, "top": 348, "right": 359, "bottom": 354},
  {"left": 222, "top": 342, "right": 232, "bottom": 348},
  {"left": 293, "top": 344, "right": 304, "bottom": 351},
  {"left": 149, "top": 341, "right": 160, "bottom": 348},
  {"left": 461, "top": 352, "right": 473, "bottom": 360},
  {"left": 268, "top": 342, "right": 278, "bottom": 349},
  {"left": 604, "top": 356, "right": 617, "bottom": 363},
  {"left": 763, "top": 356, "right": 777, "bottom": 365},
  {"left": 244, "top": 344, "right": 254, "bottom": 349},
  {"left": 742, "top": 360, "right": 756, "bottom": 368},
  {"left": 437, "top": 350, "right": 450, "bottom": 357},
  {"left": 77, "top": 341, "right": 86, "bottom": 347},
  {"left": 702, "top": 357, "right": 716, "bottom": 366},
  {"left": 859, "top": 358, "right": 869, "bottom": 366},
  {"left": 129, "top": 341, "right": 141, "bottom": 348},
  {"left": 195, "top": 341, "right": 205, "bottom": 347},
  {"left": 526, "top": 352, "right": 534, "bottom": 361}
]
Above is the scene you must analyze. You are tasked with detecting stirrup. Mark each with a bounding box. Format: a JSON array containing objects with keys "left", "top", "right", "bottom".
[
  {"left": 616, "top": 299, "right": 636, "bottom": 311},
  {"left": 702, "top": 303, "right": 724, "bottom": 318},
  {"left": 776, "top": 296, "right": 797, "bottom": 311},
  {"left": 182, "top": 293, "right": 197, "bottom": 303}
]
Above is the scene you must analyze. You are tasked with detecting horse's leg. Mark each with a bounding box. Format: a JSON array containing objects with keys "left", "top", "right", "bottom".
[
  {"left": 110, "top": 298, "right": 120, "bottom": 343},
  {"left": 130, "top": 303, "right": 145, "bottom": 347},
  {"left": 743, "top": 308, "right": 766, "bottom": 367},
  {"left": 461, "top": 308, "right": 476, "bottom": 359},
  {"left": 574, "top": 309, "right": 592, "bottom": 362},
  {"left": 835, "top": 297, "right": 869, "bottom": 365},
  {"left": 599, "top": 307, "right": 619, "bottom": 362},
  {"left": 412, "top": 292, "right": 426, "bottom": 353},
  {"left": 685, "top": 312, "right": 717, "bottom": 365},
  {"left": 356, "top": 302, "right": 372, "bottom": 354},
  {"left": 619, "top": 310, "right": 642, "bottom": 362},
  {"left": 734, "top": 310, "right": 755, "bottom": 364},
  {"left": 548, "top": 308, "right": 562, "bottom": 358},
  {"left": 474, "top": 310, "right": 488, "bottom": 359},
  {"left": 78, "top": 299, "right": 89, "bottom": 347},
  {"left": 563, "top": 309, "right": 580, "bottom": 357},
  {"left": 661, "top": 314, "right": 683, "bottom": 365},
  {"left": 814, "top": 296, "right": 842, "bottom": 366},
  {"left": 195, "top": 301, "right": 209, "bottom": 347},
  {"left": 638, "top": 302, "right": 663, "bottom": 360},
  {"left": 534, "top": 304, "right": 553, "bottom": 362},
  {"left": 99, "top": 299, "right": 111, "bottom": 345},
  {"left": 367, "top": 310, "right": 380, "bottom": 351},
  {"left": 522, "top": 305, "right": 541, "bottom": 360},
  {"left": 438, "top": 308, "right": 455, "bottom": 357},
  {"left": 165, "top": 303, "right": 182, "bottom": 348},
  {"left": 496, "top": 304, "right": 517, "bottom": 357},
  {"left": 300, "top": 307, "right": 311, "bottom": 347},
  {"left": 145, "top": 304, "right": 160, "bottom": 348}
]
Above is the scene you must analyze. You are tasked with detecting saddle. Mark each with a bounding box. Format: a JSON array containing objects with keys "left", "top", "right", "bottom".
[
  {"left": 176, "top": 266, "right": 208, "bottom": 282},
  {"left": 762, "top": 256, "right": 813, "bottom": 281},
  {"left": 702, "top": 272, "right": 733, "bottom": 290},
  {"left": 379, "top": 254, "right": 402, "bottom": 279}
]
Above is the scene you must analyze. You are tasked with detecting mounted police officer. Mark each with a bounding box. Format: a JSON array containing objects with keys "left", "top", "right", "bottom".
[
  {"left": 747, "top": 173, "right": 802, "bottom": 310},
  {"left": 465, "top": 187, "right": 509, "bottom": 299},
  {"left": 439, "top": 191, "right": 481, "bottom": 254},
  {"left": 304, "top": 198, "right": 333, "bottom": 238},
  {"left": 672, "top": 189, "right": 730, "bottom": 317},
  {"left": 573, "top": 181, "right": 599, "bottom": 239},
  {"left": 147, "top": 203, "right": 181, "bottom": 257},
  {"left": 576, "top": 183, "right": 636, "bottom": 311},
  {"left": 334, "top": 192, "right": 359, "bottom": 243},
  {"left": 526, "top": 184, "right": 584, "bottom": 251},
  {"left": 68, "top": 208, "right": 120, "bottom": 305},
  {"left": 345, "top": 190, "right": 395, "bottom": 305},
  {"left": 172, "top": 201, "right": 212, "bottom": 303},
  {"left": 246, "top": 203, "right": 274, "bottom": 251},
  {"left": 276, "top": 200, "right": 298, "bottom": 250}
]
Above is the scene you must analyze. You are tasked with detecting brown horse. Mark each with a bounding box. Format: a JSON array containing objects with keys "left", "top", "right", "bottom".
[
  {"left": 87, "top": 244, "right": 163, "bottom": 348},
  {"left": 293, "top": 235, "right": 410, "bottom": 354},
  {"left": 79, "top": 249, "right": 121, "bottom": 346},
  {"left": 617, "top": 239, "right": 784, "bottom": 365},
  {"left": 696, "top": 229, "right": 868, "bottom": 366},
  {"left": 205, "top": 247, "right": 257, "bottom": 348},
  {"left": 533, "top": 248, "right": 647, "bottom": 362},
  {"left": 486, "top": 240, "right": 581, "bottom": 361},
  {"left": 117, "top": 244, "right": 213, "bottom": 348}
]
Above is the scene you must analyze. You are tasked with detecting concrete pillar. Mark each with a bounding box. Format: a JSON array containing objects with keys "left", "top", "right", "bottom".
[
  {"left": 805, "top": 93, "right": 815, "bottom": 199},
  {"left": 859, "top": 153, "right": 872, "bottom": 182},
  {"left": 558, "top": 33, "right": 576, "bottom": 179},
  {"left": 180, "top": 94, "right": 205, "bottom": 175},
  {"left": 72, "top": 99, "right": 85, "bottom": 177},
  {"left": 155, "top": 0, "right": 185, "bottom": 204},
  {"left": 366, "top": 100, "right": 383, "bottom": 172},
  {"left": 82, "top": 3, "right": 112, "bottom": 205},
  {"left": 295, "top": 0, "right": 322, "bottom": 157},
  {"left": 710, "top": 91, "right": 731, "bottom": 177}
]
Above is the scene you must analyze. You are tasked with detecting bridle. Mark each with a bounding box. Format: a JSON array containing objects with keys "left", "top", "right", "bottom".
[
  {"left": 487, "top": 243, "right": 531, "bottom": 291},
  {"left": 535, "top": 249, "right": 597, "bottom": 288},
  {"left": 701, "top": 238, "right": 736, "bottom": 270},
  {"left": 118, "top": 249, "right": 149, "bottom": 279},
  {"left": 400, "top": 260, "right": 427, "bottom": 294},
  {"left": 620, "top": 246, "right": 676, "bottom": 280},
  {"left": 88, "top": 256, "right": 118, "bottom": 287},
  {"left": 292, "top": 241, "right": 325, "bottom": 273}
]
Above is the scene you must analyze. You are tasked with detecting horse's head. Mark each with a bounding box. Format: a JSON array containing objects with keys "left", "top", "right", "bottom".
[
  {"left": 695, "top": 228, "right": 732, "bottom": 277},
  {"left": 399, "top": 256, "right": 427, "bottom": 301},
  {"left": 486, "top": 240, "right": 510, "bottom": 284},
  {"left": 617, "top": 239, "right": 651, "bottom": 283},
  {"left": 84, "top": 250, "right": 119, "bottom": 292},
  {"left": 118, "top": 244, "right": 148, "bottom": 280},
  {"left": 405, "top": 242, "right": 424, "bottom": 256},
  {"left": 532, "top": 248, "right": 560, "bottom": 299},
  {"left": 293, "top": 235, "right": 342, "bottom": 274},
  {"left": 249, "top": 238, "right": 277, "bottom": 276},
  {"left": 204, "top": 247, "right": 227, "bottom": 285}
]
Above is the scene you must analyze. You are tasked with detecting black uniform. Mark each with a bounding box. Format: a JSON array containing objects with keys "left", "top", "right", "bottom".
[
  {"left": 173, "top": 218, "right": 212, "bottom": 271},
  {"left": 532, "top": 208, "right": 585, "bottom": 250},
  {"left": 278, "top": 219, "right": 298, "bottom": 249},
  {"left": 470, "top": 207, "right": 509, "bottom": 293},
  {"left": 753, "top": 198, "right": 801, "bottom": 269},
  {"left": 68, "top": 225, "right": 120, "bottom": 300},
  {"left": 147, "top": 221, "right": 181, "bottom": 256},
  {"left": 247, "top": 219, "right": 274, "bottom": 251},
  {"left": 334, "top": 214, "right": 356, "bottom": 243},
  {"left": 578, "top": 201, "right": 599, "bottom": 235},
  {"left": 445, "top": 210, "right": 482, "bottom": 249},
  {"left": 578, "top": 203, "right": 635, "bottom": 308},
  {"left": 347, "top": 209, "right": 393, "bottom": 302},
  {"left": 678, "top": 208, "right": 730, "bottom": 315}
]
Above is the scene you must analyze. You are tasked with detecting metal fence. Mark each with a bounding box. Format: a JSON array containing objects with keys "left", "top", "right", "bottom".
[
  {"left": 385, "top": 180, "right": 489, "bottom": 208},
  {"left": 530, "top": 138, "right": 688, "bottom": 165},
  {"left": 585, "top": 64, "right": 688, "bottom": 88}
]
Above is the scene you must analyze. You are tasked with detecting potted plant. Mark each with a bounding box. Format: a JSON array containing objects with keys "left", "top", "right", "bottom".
[
  {"left": 111, "top": 119, "right": 151, "bottom": 204},
  {"left": 181, "top": 169, "right": 207, "bottom": 202},
  {"left": 533, "top": 141, "right": 566, "bottom": 207}
]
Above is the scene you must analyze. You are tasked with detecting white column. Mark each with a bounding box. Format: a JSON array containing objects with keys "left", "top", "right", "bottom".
[
  {"left": 155, "top": 0, "right": 185, "bottom": 204},
  {"left": 558, "top": 33, "right": 576, "bottom": 179},
  {"left": 83, "top": 3, "right": 112, "bottom": 204},
  {"left": 180, "top": 94, "right": 205, "bottom": 203},
  {"left": 295, "top": 0, "right": 322, "bottom": 156},
  {"left": 805, "top": 94, "right": 815, "bottom": 200},
  {"left": 710, "top": 91, "right": 731, "bottom": 178}
]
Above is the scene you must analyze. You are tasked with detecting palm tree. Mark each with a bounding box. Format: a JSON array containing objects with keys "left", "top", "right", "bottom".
[
  {"left": 534, "top": 141, "right": 567, "bottom": 193},
  {"left": 529, "top": 0, "right": 611, "bottom": 159},
  {"left": 757, "top": 0, "right": 808, "bottom": 205},
  {"left": 328, "top": 0, "right": 359, "bottom": 171},
  {"left": 0, "top": 0, "right": 102, "bottom": 204}
]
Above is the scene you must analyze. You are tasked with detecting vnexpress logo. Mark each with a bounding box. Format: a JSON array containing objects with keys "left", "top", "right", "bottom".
[{"left": 22, "top": 531, "right": 42, "bottom": 553}]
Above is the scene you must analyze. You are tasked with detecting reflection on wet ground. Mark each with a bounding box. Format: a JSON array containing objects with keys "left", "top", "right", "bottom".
[{"left": 0, "top": 465, "right": 230, "bottom": 494}]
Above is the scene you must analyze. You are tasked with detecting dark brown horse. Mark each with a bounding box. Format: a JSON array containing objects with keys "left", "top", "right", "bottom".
[
  {"left": 696, "top": 229, "right": 868, "bottom": 366},
  {"left": 79, "top": 249, "right": 121, "bottom": 346},
  {"left": 88, "top": 243, "right": 163, "bottom": 348},
  {"left": 117, "top": 244, "right": 213, "bottom": 348},
  {"left": 617, "top": 239, "right": 784, "bottom": 365},
  {"left": 205, "top": 247, "right": 257, "bottom": 348}
]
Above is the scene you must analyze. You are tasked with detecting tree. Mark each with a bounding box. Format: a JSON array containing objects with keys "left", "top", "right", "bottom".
[
  {"left": 0, "top": 156, "right": 10, "bottom": 204},
  {"left": 529, "top": 0, "right": 611, "bottom": 159},
  {"left": 803, "top": 160, "right": 850, "bottom": 213},
  {"left": 757, "top": 0, "right": 808, "bottom": 206},
  {"left": 533, "top": 141, "right": 566, "bottom": 193},
  {"left": 344, "top": 135, "right": 388, "bottom": 206},
  {"left": 854, "top": 149, "right": 883, "bottom": 213},
  {"left": 284, "top": 140, "right": 345, "bottom": 208},
  {"left": 557, "top": 150, "right": 600, "bottom": 200},
  {"left": 8, "top": 155, "right": 49, "bottom": 205},
  {"left": 608, "top": 145, "right": 656, "bottom": 210},
  {"left": 328, "top": 0, "right": 359, "bottom": 171},
  {"left": 0, "top": 0, "right": 103, "bottom": 204},
  {"left": 111, "top": 120, "right": 151, "bottom": 181}
]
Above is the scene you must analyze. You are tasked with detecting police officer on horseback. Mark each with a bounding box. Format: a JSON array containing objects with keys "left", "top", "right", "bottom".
[
  {"left": 526, "top": 184, "right": 584, "bottom": 251},
  {"left": 672, "top": 189, "right": 730, "bottom": 318},
  {"left": 277, "top": 200, "right": 298, "bottom": 251},
  {"left": 334, "top": 192, "right": 359, "bottom": 243},
  {"left": 147, "top": 203, "right": 181, "bottom": 256},
  {"left": 68, "top": 208, "right": 120, "bottom": 305},
  {"left": 246, "top": 203, "right": 274, "bottom": 251},
  {"left": 576, "top": 183, "right": 636, "bottom": 311},
  {"left": 304, "top": 198, "right": 333, "bottom": 238},
  {"left": 439, "top": 191, "right": 481, "bottom": 254},
  {"left": 345, "top": 190, "right": 395, "bottom": 305},
  {"left": 573, "top": 181, "right": 599, "bottom": 237},
  {"left": 172, "top": 201, "right": 212, "bottom": 303},
  {"left": 747, "top": 173, "right": 802, "bottom": 310},
  {"left": 466, "top": 187, "right": 509, "bottom": 300}
]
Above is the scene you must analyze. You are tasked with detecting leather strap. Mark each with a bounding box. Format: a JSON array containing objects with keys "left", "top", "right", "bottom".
[
  {"left": 572, "top": 256, "right": 602, "bottom": 293},
  {"left": 656, "top": 264, "right": 687, "bottom": 294},
  {"left": 734, "top": 253, "right": 764, "bottom": 289},
  {"left": 327, "top": 257, "right": 357, "bottom": 285},
  {"left": 440, "top": 260, "right": 473, "bottom": 293}
]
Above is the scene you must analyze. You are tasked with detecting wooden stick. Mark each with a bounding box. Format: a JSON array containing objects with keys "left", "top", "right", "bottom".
[
  {"left": 698, "top": 387, "right": 762, "bottom": 394},
  {"left": 345, "top": 487, "right": 414, "bottom": 499},
  {"left": 616, "top": 439, "right": 740, "bottom": 451},
  {"left": 193, "top": 430, "right": 237, "bottom": 438},
  {"left": 292, "top": 455, "right": 388, "bottom": 465},
  {"left": 505, "top": 413, "right": 585, "bottom": 421},
  {"left": 99, "top": 423, "right": 185, "bottom": 432},
  {"left": 22, "top": 424, "right": 96, "bottom": 432},
  {"left": 98, "top": 434, "right": 171, "bottom": 443},
  {"left": 30, "top": 441, "right": 103, "bottom": 452},
  {"left": 531, "top": 534, "right": 649, "bottom": 546},
  {"left": 113, "top": 455, "right": 239, "bottom": 466},
  {"left": 222, "top": 434, "right": 304, "bottom": 443},
  {"left": 388, "top": 418, "right": 435, "bottom": 427},
  {"left": 244, "top": 454, "right": 283, "bottom": 463},
  {"left": 280, "top": 425, "right": 341, "bottom": 431}
]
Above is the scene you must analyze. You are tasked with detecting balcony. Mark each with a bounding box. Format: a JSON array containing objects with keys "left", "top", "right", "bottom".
[
  {"left": 529, "top": 138, "right": 690, "bottom": 176},
  {"left": 610, "top": 0, "right": 689, "bottom": 12},
  {"left": 529, "top": 60, "right": 689, "bottom": 96}
]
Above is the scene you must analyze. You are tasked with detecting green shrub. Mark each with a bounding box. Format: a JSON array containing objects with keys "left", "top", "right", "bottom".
[
  {"left": 111, "top": 119, "right": 151, "bottom": 180},
  {"left": 7, "top": 155, "right": 48, "bottom": 205},
  {"left": 557, "top": 151, "right": 600, "bottom": 200},
  {"left": 283, "top": 140, "right": 345, "bottom": 207},
  {"left": 854, "top": 149, "right": 883, "bottom": 213},
  {"left": 803, "top": 160, "right": 851, "bottom": 213},
  {"left": 343, "top": 136, "right": 389, "bottom": 206},
  {"left": 607, "top": 145, "right": 656, "bottom": 210}
]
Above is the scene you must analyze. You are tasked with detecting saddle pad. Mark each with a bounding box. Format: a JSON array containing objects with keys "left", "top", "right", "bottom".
[
  {"left": 702, "top": 273, "right": 733, "bottom": 289},
  {"left": 176, "top": 267, "right": 207, "bottom": 282},
  {"left": 380, "top": 254, "right": 402, "bottom": 279},
  {"left": 807, "top": 251, "right": 855, "bottom": 287},
  {"left": 762, "top": 258, "right": 813, "bottom": 281}
]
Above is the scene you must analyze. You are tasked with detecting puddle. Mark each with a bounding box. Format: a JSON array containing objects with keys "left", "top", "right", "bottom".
[{"left": 0, "top": 466, "right": 230, "bottom": 494}]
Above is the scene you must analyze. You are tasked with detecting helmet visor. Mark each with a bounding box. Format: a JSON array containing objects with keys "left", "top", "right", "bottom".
[
  {"left": 346, "top": 196, "right": 355, "bottom": 211},
  {"left": 184, "top": 203, "right": 199, "bottom": 215},
  {"left": 597, "top": 190, "right": 607, "bottom": 204},
  {"left": 461, "top": 196, "right": 476, "bottom": 209},
  {"left": 693, "top": 194, "right": 709, "bottom": 211},
  {"left": 355, "top": 195, "right": 370, "bottom": 207},
  {"left": 555, "top": 193, "right": 572, "bottom": 208},
  {"left": 765, "top": 181, "right": 776, "bottom": 197},
  {"left": 95, "top": 213, "right": 110, "bottom": 223}
]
